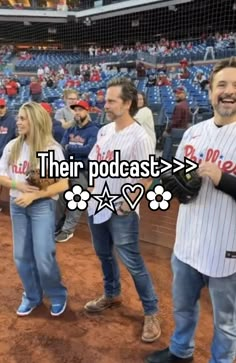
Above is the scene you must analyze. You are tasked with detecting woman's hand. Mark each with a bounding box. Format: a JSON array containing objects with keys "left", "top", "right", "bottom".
[
  {"left": 16, "top": 182, "right": 39, "bottom": 193},
  {"left": 15, "top": 193, "right": 37, "bottom": 208}
]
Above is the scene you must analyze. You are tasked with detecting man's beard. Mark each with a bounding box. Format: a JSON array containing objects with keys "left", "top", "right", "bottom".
[
  {"left": 76, "top": 115, "right": 88, "bottom": 125},
  {"left": 214, "top": 94, "right": 236, "bottom": 118},
  {"left": 214, "top": 104, "right": 236, "bottom": 117}
]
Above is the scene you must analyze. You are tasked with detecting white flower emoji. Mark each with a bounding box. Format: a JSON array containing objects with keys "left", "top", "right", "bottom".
[
  {"left": 146, "top": 184, "right": 172, "bottom": 211},
  {"left": 64, "top": 185, "right": 91, "bottom": 211}
]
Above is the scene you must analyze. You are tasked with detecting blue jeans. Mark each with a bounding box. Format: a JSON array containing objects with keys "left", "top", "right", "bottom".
[
  {"left": 170, "top": 254, "right": 236, "bottom": 363},
  {"left": 56, "top": 174, "right": 88, "bottom": 234},
  {"left": 88, "top": 212, "right": 158, "bottom": 315},
  {"left": 10, "top": 198, "right": 67, "bottom": 307}
]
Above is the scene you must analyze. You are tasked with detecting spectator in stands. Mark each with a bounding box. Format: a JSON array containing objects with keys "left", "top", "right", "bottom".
[
  {"left": 162, "top": 87, "right": 191, "bottom": 161},
  {"left": 0, "top": 98, "right": 16, "bottom": 211},
  {"left": 55, "top": 100, "right": 99, "bottom": 243},
  {"left": 4, "top": 77, "right": 19, "bottom": 100},
  {"left": 57, "top": 75, "right": 67, "bottom": 89},
  {"left": 156, "top": 72, "right": 171, "bottom": 86},
  {"left": 44, "top": 64, "right": 50, "bottom": 75},
  {"left": 29, "top": 77, "right": 42, "bottom": 103},
  {"left": 46, "top": 76, "right": 54, "bottom": 88},
  {"left": 168, "top": 66, "right": 178, "bottom": 80},
  {"left": 40, "top": 102, "right": 65, "bottom": 143},
  {"left": 179, "top": 57, "right": 188, "bottom": 69},
  {"left": 135, "top": 92, "right": 156, "bottom": 148},
  {"left": 94, "top": 90, "right": 105, "bottom": 111},
  {"left": 137, "top": 62, "right": 146, "bottom": 78},
  {"left": 58, "top": 65, "right": 65, "bottom": 77},
  {"left": 193, "top": 70, "right": 206, "bottom": 86},
  {"left": 83, "top": 66, "right": 91, "bottom": 82},
  {"left": 179, "top": 67, "right": 190, "bottom": 79},
  {"left": 0, "top": 99, "right": 16, "bottom": 158},
  {"left": 201, "top": 79, "right": 210, "bottom": 92},
  {"left": 54, "top": 89, "right": 79, "bottom": 129},
  {"left": 146, "top": 72, "right": 156, "bottom": 87},
  {"left": 204, "top": 34, "right": 215, "bottom": 60},
  {"left": 37, "top": 66, "right": 44, "bottom": 80},
  {"left": 165, "top": 87, "right": 191, "bottom": 133},
  {"left": 90, "top": 69, "right": 101, "bottom": 82},
  {"left": 65, "top": 77, "right": 75, "bottom": 88}
]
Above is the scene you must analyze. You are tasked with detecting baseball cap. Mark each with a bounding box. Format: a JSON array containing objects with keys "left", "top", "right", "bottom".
[
  {"left": 40, "top": 102, "right": 53, "bottom": 114},
  {"left": 0, "top": 99, "right": 6, "bottom": 106},
  {"left": 70, "top": 100, "right": 89, "bottom": 111},
  {"left": 174, "top": 86, "right": 186, "bottom": 94}
]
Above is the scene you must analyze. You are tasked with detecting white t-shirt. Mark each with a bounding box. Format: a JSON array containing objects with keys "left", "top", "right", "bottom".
[
  {"left": 0, "top": 139, "right": 65, "bottom": 200},
  {"left": 134, "top": 107, "right": 156, "bottom": 148},
  {"left": 174, "top": 118, "right": 236, "bottom": 278},
  {"left": 88, "top": 121, "right": 155, "bottom": 224}
]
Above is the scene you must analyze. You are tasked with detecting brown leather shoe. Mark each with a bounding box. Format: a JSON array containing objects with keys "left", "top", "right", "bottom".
[
  {"left": 84, "top": 295, "right": 122, "bottom": 312},
  {"left": 142, "top": 314, "right": 161, "bottom": 343}
]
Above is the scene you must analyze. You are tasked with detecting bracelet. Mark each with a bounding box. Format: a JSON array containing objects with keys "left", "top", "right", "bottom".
[{"left": 11, "top": 180, "right": 17, "bottom": 189}]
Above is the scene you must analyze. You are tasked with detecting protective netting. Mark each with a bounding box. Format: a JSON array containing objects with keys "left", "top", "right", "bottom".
[{"left": 0, "top": 0, "right": 235, "bottom": 125}]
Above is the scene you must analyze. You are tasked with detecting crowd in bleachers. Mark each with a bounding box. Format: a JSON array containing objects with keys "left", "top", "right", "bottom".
[
  {"left": 0, "top": 56, "right": 214, "bottom": 116},
  {"left": 1, "top": 31, "right": 234, "bottom": 159},
  {"left": 13, "top": 32, "right": 236, "bottom": 73}
]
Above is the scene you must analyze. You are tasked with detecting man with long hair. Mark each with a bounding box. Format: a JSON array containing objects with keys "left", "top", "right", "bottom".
[{"left": 85, "top": 78, "right": 161, "bottom": 343}]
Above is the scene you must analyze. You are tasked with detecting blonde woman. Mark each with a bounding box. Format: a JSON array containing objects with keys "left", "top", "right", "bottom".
[
  {"left": 135, "top": 92, "right": 156, "bottom": 148},
  {"left": 0, "top": 102, "right": 68, "bottom": 317}
]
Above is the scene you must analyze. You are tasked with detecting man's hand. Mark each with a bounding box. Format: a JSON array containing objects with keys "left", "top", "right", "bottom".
[
  {"left": 198, "top": 162, "right": 222, "bottom": 186},
  {"left": 15, "top": 193, "right": 37, "bottom": 208},
  {"left": 16, "top": 182, "right": 39, "bottom": 193},
  {"left": 117, "top": 201, "right": 131, "bottom": 216},
  {"left": 60, "top": 119, "right": 75, "bottom": 129},
  {"left": 163, "top": 130, "right": 170, "bottom": 138}
]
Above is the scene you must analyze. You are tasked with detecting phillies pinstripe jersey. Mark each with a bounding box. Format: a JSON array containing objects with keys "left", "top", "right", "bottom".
[
  {"left": 174, "top": 118, "right": 236, "bottom": 277},
  {"left": 88, "top": 121, "right": 155, "bottom": 224}
]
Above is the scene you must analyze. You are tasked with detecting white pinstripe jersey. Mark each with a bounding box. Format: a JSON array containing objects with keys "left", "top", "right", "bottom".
[
  {"left": 88, "top": 121, "right": 155, "bottom": 224},
  {"left": 174, "top": 118, "right": 236, "bottom": 277}
]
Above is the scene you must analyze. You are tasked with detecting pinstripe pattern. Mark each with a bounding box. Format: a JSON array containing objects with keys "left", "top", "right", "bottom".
[
  {"left": 0, "top": 140, "right": 65, "bottom": 201},
  {"left": 174, "top": 118, "right": 236, "bottom": 277},
  {"left": 88, "top": 121, "right": 155, "bottom": 224}
]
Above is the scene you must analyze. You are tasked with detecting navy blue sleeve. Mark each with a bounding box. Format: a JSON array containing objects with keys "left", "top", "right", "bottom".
[
  {"left": 60, "top": 129, "right": 70, "bottom": 147},
  {"left": 0, "top": 117, "right": 16, "bottom": 157},
  {"left": 66, "top": 128, "right": 98, "bottom": 158}
]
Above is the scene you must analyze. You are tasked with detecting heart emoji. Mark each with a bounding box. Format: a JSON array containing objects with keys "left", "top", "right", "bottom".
[{"left": 121, "top": 183, "right": 145, "bottom": 210}]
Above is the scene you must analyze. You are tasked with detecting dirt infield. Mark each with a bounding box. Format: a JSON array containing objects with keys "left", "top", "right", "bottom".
[{"left": 0, "top": 207, "right": 213, "bottom": 363}]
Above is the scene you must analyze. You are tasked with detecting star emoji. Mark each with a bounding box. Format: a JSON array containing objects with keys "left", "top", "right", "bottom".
[{"left": 92, "top": 182, "right": 121, "bottom": 214}]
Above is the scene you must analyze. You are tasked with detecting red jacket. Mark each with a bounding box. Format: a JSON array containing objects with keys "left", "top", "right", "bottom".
[{"left": 5, "top": 80, "right": 18, "bottom": 96}]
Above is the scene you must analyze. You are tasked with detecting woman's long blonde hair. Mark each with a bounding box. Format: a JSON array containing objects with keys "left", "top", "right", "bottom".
[{"left": 9, "top": 102, "right": 57, "bottom": 168}]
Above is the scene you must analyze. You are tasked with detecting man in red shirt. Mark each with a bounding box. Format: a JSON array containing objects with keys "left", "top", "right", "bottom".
[
  {"left": 166, "top": 87, "right": 191, "bottom": 132},
  {"left": 4, "top": 77, "right": 19, "bottom": 100},
  {"left": 162, "top": 87, "right": 191, "bottom": 160}
]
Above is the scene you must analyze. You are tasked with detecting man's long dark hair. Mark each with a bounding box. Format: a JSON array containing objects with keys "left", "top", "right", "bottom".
[{"left": 107, "top": 77, "right": 138, "bottom": 117}]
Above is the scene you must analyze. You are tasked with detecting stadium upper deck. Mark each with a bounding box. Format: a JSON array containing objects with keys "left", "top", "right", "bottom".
[{"left": 0, "top": 0, "right": 140, "bottom": 11}]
